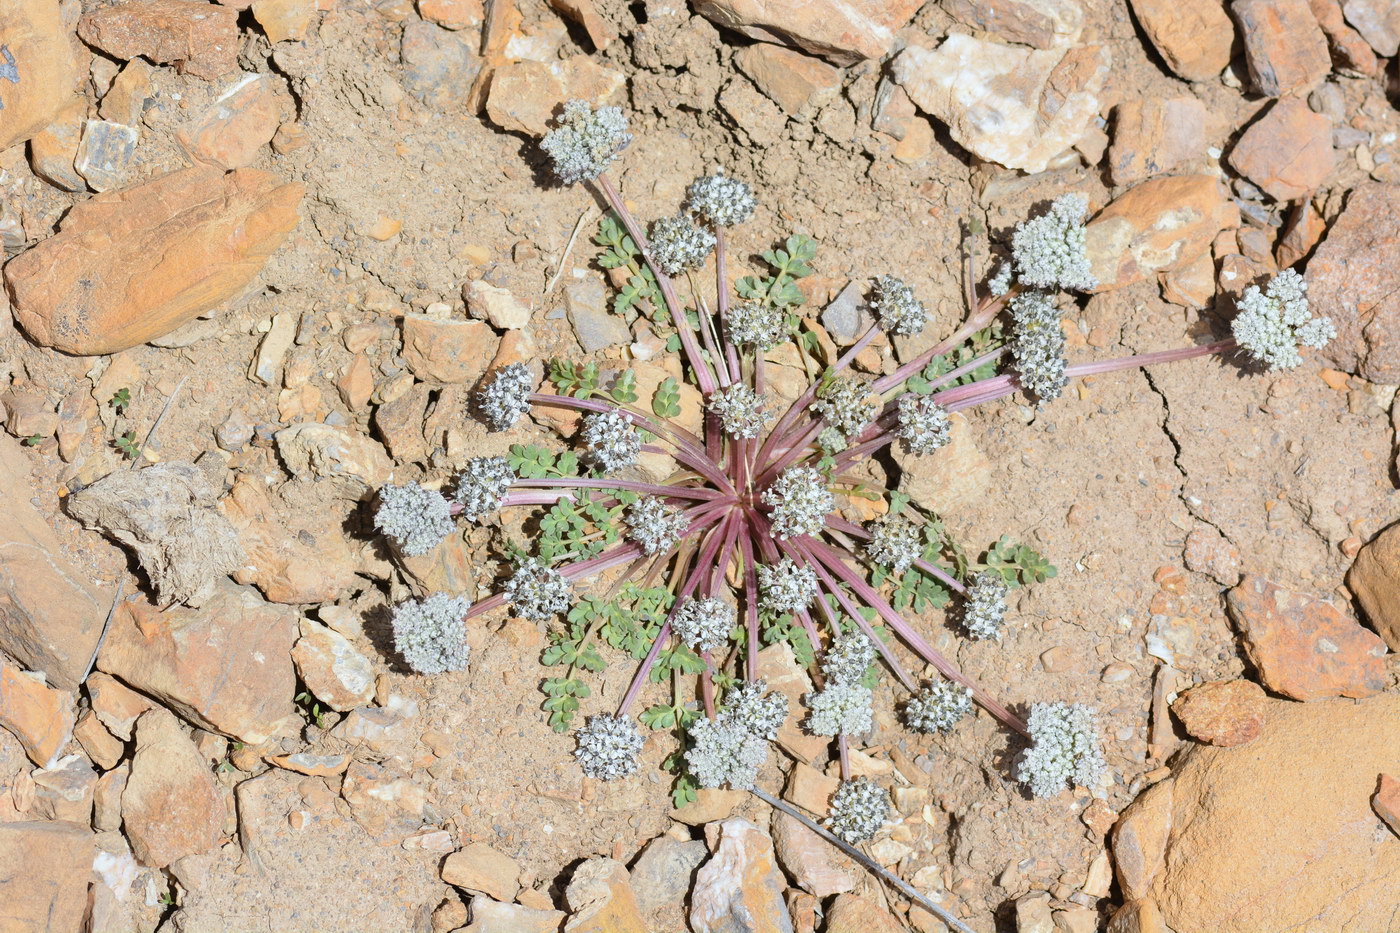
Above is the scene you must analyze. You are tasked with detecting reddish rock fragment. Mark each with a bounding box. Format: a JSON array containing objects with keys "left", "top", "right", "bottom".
[
  {"left": 1347, "top": 521, "right": 1400, "bottom": 651},
  {"left": 1275, "top": 200, "right": 1326, "bottom": 268},
  {"left": 123, "top": 707, "right": 224, "bottom": 868},
  {"left": 0, "top": 0, "right": 79, "bottom": 150},
  {"left": 0, "top": 821, "right": 94, "bottom": 932},
  {"left": 178, "top": 73, "right": 282, "bottom": 169},
  {"left": 1310, "top": 0, "right": 1380, "bottom": 74},
  {"left": 1171, "top": 680, "right": 1267, "bottom": 746},
  {"left": 1109, "top": 96, "right": 1208, "bottom": 187},
  {"left": 1228, "top": 98, "right": 1336, "bottom": 202},
  {"left": 1128, "top": 0, "right": 1236, "bottom": 81},
  {"left": 0, "top": 660, "right": 74, "bottom": 767},
  {"left": 1085, "top": 175, "right": 1232, "bottom": 291},
  {"left": 1230, "top": 0, "right": 1332, "bottom": 97},
  {"left": 1374, "top": 773, "right": 1400, "bottom": 836},
  {"left": 77, "top": 0, "right": 241, "bottom": 81},
  {"left": 692, "top": 0, "right": 923, "bottom": 65}
]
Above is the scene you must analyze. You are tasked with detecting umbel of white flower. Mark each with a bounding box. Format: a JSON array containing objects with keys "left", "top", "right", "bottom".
[
  {"left": 685, "top": 716, "right": 768, "bottom": 790},
  {"left": 895, "top": 395, "right": 952, "bottom": 456},
  {"left": 719, "top": 680, "right": 788, "bottom": 740},
  {"left": 813, "top": 376, "right": 874, "bottom": 438},
  {"left": 375, "top": 482, "right": 454, "bottom": 556},
  {"left": 391, "top": 592, "right": 470, "bottom": 674},
  {"left": 1009, "top": 290, "right": 1068, "bottom": 402},
  {"left": 903, "top": 680, "right": 973, "bottom": 734},
  {"left": 869, "top": 274, "right": 927, "bottom": 336},
  {"left": 1017, "top": 702, "right": 1107, "bottom": 798},
  {"left": 672, "top": 596, "right": 733, "bottom": 654},
  {"left": 574, "top": 713, "right": 644, "bottom": 780},
  {"left": 963, "top": 571, "right": 1009, "bottom": 640},
  {"left": 686, "top": 169, "right": 756, "bottom": 228},
  {"left": 580, "top": 410, "right": 642, "bottom": 473},
  {"left": 454, "top": 456, "right": 516, "bottom": 521},
  {"left": 649, "top": 213, "right": 716, "bottom": 276},
  {"left": 761, "top": 467, "right": 834, "bottom": 539},
  {"left": 727, "top": 301, "right": 785, "bottom": 350},
  {"left": 476, "top": 362, "right": 535, "bottom": 432},
  {"left": 1231, "top": 269, "right": 1336, "bottom": 371},
  {"left": 865, "top": 514, "right": 923, "bottom": 573},
  {"left": 504, "top": 559, "right": 572, "bottom": 620},
  {"left": 825, "top": 777, "right": 891, "bottom": 843},
  {"left": 626, "top": 496, "right": 688, "bottom": 556},
  {"left": 708, "top": 383, "right": 771, "bottom": 439},
  {"left": 821, "top": 631, "right": 875, "bottom": 684},
  {"left": 540, "top": 99, "right": 631, "bottom": 185},
  {"left": 756, "top": 558, "right": 819, "bottom": 613},
  {"left": 1011, "top": 192, "right": 1097, "bottom": 292},
  {"left": 804, "top": 680, "right": 873, "bottom": 736}
]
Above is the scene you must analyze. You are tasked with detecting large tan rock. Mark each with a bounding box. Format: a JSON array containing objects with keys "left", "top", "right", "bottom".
[
  {"left": 123, "top": 707, "right": 224, "bottom": 868},
  {"left": 1230, "top": 0, "right": 1332, "bottom": 97},
  {"left": 734, "top": 43, "right": 843, "bottom": 117},
  {"left": 894, "top": 412, "right": 990, "bottom": 515},
  {"left": 1228, "top": 98, "right": 1336, "bottom": 201},
  {"left": 485, "top": 57, "right": 625, "bottom": 137},
  {"left": 1084, "top": 175, "right": 1231, "bottom": 292},
  {"left": 0, "top": 658, "right": 74, "bottom": 767},
  {"left": 942, "top": 0, "right": 1084, "bottom": 48},
  {"left": 694, "top": 0, "right": 922, "bottom": 64},
  {"left": 1127, "top": 0, "right": 1235, "bottom": 81},
  {"left": 291, "top": 619, "right": 375, "bottom": 711},
  {"left": 6, "top": 165, "right": 303, "bottom": 356},
  {"left": 0, "top": 821, "right": 94, "bottom": 932},
  {"left": 77, "top": 0, "right": 241, "bottom": 80},
  {"left": 1347, "top": 521, "right": 1400, "bottom": 651},
  {"left": 564, "top": 857, "right": 649, "bottom": 933},
  {"left": 400, "top": 314, "right": 499, "bottom": 384},
  {"left": 1114, "top": 695, "right": 1400, "bottom": 933},
  {"left": 690, "top": 819, "right": 793, "bottom": 933},
  {"left": 1108, "top": 97, "right": 1208, "bottom": 187},
  {"left": 96, "top": 583, "right": 298, "bottom": 743},
  {"left": 0, "top": 0, "right": 77, "bottom": 151}
]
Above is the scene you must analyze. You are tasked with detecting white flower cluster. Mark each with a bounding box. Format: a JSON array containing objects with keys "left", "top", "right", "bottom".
[
  {"left": 756, "top": 558, "right": 819, "bottom": 613},
  {"left": 626, "top": 496, "right": 688, "bottom": 556},
  {"left": 649, "top": 213, "right": 716, "bottom": 276},
  {"left": 1011, "top": 193, "right": 1096, "bottom": 292},
  {"left": 672, "top": 596, "right": 733, "bottom": 653},
  {"left": 476, "top": 363, "right": 535, "bottom": 432},
  {"left": 727, "top": 301, "right": 785, "bottom": 350},
  {"left": 865, "top": 515, "right": 922, "bottom": 573},
  {"left": 707, "top": 383, "right": 771, "bottom": 438},
  {"left": 1009, "top": 290, "right": 1068, "bottom": 402},
  {"left": 825, "top": 777, "right": 891, "bottom": 844},
  {"left": 895, "top": 395, "right": 952, "bottom": 456},
  {"left": 375, "top": 482, "right": 455, "bottom": 556},
  {"left": 540, "top": 99, "right": 631, "bottom": 185},
  {"left": 869, "top": 274, "right": 927, "bottom": 337},
  {"left": 813, "top": 377, "right": 874, "bottom": 439},
  {"left": 581, "top": 410, "right": 642, "bottom": 474},
  {"left": 903, "top": 680, "right": 973, "bottom": 734},
  {"left": 685, "top": 716, "right": 768, "bottom": 790},
  {"left": 804, "top": 680, "right": 873, "bottom": 736},
  {"left": 761, "top": 467, "right": 834, "bottom": 539},
  {"left": 1231, "top": 269, "right": 1335, "bottom": 371},
  {"left": 822, "top": 631, "right": 876, "bottom": 684},
  {"left": 720, "top": 680, "right": 788, "bottom": 740},
  {"left": 1017, "top": 702, "right": 1106, "bottom": 798},
  {"left": 685, "top": 169, "right": 756, "bottom": 228},
  {"left": 575, "top": 713, "right": 644, "bottom": 780},
  {"left": 390, "top": 592, "right": 470, "bottom": 674},
  {"left": 505, "top": 559, "right": 572, "bottom": 620},
  {"left": 963, "top": 571, "right": 1009, "bottom": 640},
  {"left": 988, "top": 262, "right": 1013, "bottom": 296},
  {"left": 454, "top": 456, "right": 516, "bottom": 521}
]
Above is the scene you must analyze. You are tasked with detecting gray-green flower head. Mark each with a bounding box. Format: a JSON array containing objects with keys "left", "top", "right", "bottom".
[
  {"left": 895, "top": 395, "right": 952, "bottom": 456},
  {"left": 391, "top": 592, "right": 470, "bottom": 674},
  {"left": 574, "top": 713, "right": 644, "bottom": 780},
  {"left": 903, "top": 680, "right": 973, "bottom": 734},
  {"left": 1009, "top": 290, "right": 1068, "bottom": 402},
  {"left": 817, "top": 426, "right": 848, "bottom": 454},
  {"left": 375, "top": 482, "right": 454, "bottom": 556},
  {"left": 672, "top": 595, "right": 733, "bottom": 654},
  {"left": 988, "top": 262, "right": 1013, "bottom": 297},
  {"left": 1017, "top": 702, "right": 1107, "bottom": 798},
  {"left": 813, "top": 376, "right": 874, "bottom": 437},
  {"left": 727, "top": 301, "right": 785, "bottom": 350},
  {"left": 540, "top": 99, "right": 631, "bottom": 186},
  {"left": 581, "top": 410, "right": 642, "bottom": 474},
  {"left": 707, "top": 383, "right": 771, "bottom": 439},
  {"left": 1231, "top": 269, "right": 1335, "bottom": 371},
  {"left": 686, "top": 169, "right": 756, "bottom": 228},
  {"left": 649, "top": 213, "right": 716, "bottom": 276},
  {"left": 822, "top": 630, "right": 875, "bottom": 684},
  {"left": 869, "top": 274, "right": 927, "bottom": 337},
  {"left": 963, "top": 571, "right": 1008, "bottom": 641},
  {"left": 756, "top": 558, "right": 819, "bottom": 614},
  {"left": 720, "top": 680, "right": 788, "bottom": 740},
  {"left": 626, "top": 496, "right": 688, "bottom": 556},
  {"left": 865, "top": 514, "right": 922, "bottom": 573},
  {"left": 476, "top": 363, "right": 535, "bottom": 432},
  {"left": 761, "top": 467, "right": 834, "bottom": 539},
  {"left": 505, "top": 559, "right": 571, "bottom": 620},
  {"left": 453, "top": 456, "right": 516, "bottom": 521},
  {"left": 1011, "top": 193, "right": 1096, "bottom": 292},
  {"left": 825, "top": 777, "right": 890, "bottom": 843},
  {"left": 804, "top": 681, "right": 873, "bottom": 736},
  {"left": 684, "top": 716, "right": 768, "bottom": 790}
]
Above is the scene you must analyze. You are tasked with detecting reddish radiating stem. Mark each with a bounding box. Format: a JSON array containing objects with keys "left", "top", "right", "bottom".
[
  {"left": 513, "top": 477, "right": 728, "bottom": 500},
  {"left": 824, "top": 516, "right": 966, "bottom": 595}
]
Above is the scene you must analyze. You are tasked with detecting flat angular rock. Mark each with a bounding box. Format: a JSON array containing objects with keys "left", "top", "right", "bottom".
[
  {"left": 220, "top": 473, "right": 357, "bottom": 604},
  {"left": 0, "top": 659, "right": 74, "bottom": 767},
  {"left": 629, "top": 835, "right": 707, "bottom": 916},
  {"left": 894, "top": 412, "right": 991, "bottom": 515},
  {"left": 341, "top": 760, "right": 432, "bottom": 845},
  {"left": 123, "top": 707, "right": 224, "bottom": 868},
  {"left": 78, "top": 0, "right": 240, "bottom": 81},
  {"left": 28, "top": 97, "right": 89, "bottom": 193},
  {"left": 891, "top": 35, "right": 1110, "bottom": 174},
  {"left": 772, "top": 810, "right": 855, "bottom": 897},
  {"left": 564, "top": 857, "right": 649, "bottom": 933},
  {"left": 825, "top": 893, "right": 905, "bottom": 933},
  {"left": 441, "top": 842, "right": 521, "bottom": 902},
  {"left": 1226, "top": 575, "right": 1387, "bottom": 701},
  {"left": 467, "top": 898, "right": 565, "bottom": 933},
  {"left": 97, "top": 584, "right": 298, "bottom": 744},
  {"left": 1342, "top": 0, "right": 1400, "bottom": 54},
  {"left": 400, "top": 20, "right": 480, "bottom": 110},
  {"left": 943, "top": 0, "right": 1084, "bottom": 48},
  {"left": 274, "top": 422, "right": 393, "bottom": 489},
  {"left": 178, "top": 72, "right": 282, "bottom": 169},
  {"left": 690, "top": 819, "right": 793, "bottom": 933},
  {"left": 251, "top": 0, "right": 315, "bottom": 42},
  {"left": 1170, "top": 679, "right": 1266, "bottom": 746},
  {"left": 1313, "top": 0, "right": 1381, "bottom": 73},
  {"left": 87, "top": 671, "right": 153, "bottom": 740},
  {"left": 485, "top": 56, "right": 625, "bottom": 136},
  {"left": 565, "top": 274, "right": 630, "bottom": 353},
  {"left": 1231, "top": 0, "right": 1331, "bottom": 97},
  {"left": 400, "top": 314, "right": 498, "bottom": 384},
  {"left": 1128, "top": 0, "right": 1236, "bottom": 81},
  {"left": 1374, "top": 773, "right": 1400, "bottom": 836},
  {"left": 0, "top": 0, "right": 79, "bottom": 151},
  {"left": 6, "top": 165, "right": 303, "bottom": 356},
  {"left": 693, "top": 0, "right": 922, "bottom": 64},
  {"left": 734, "top": 43, "right": 843, "bottom": 117},
  {"left": 1084, "top": 174, "right": 1231, "bottom": 292},
  {"left": 1228, "top": 98, "right": 1335, "bottom": 202},
  {"left": 1347, "top": 522, "right": 1400, "bottom": 651},
  {"left": 1109, "top": 97, "right": 1208, "bottom": 187},
  {"left": 0, "top": 821, "right": 94, "bottom": 933},
  {"left": 74, "top": 119, "right": 139, "bottom": 193},
  {"left": 291, "top": 619, "right": 375, "bottom": 711}
]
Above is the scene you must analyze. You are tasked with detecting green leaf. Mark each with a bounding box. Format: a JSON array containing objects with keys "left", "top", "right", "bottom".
[
  {"left": 610, "top": 369, "right": 638, "bottom": 404},
  {"left": 652, "top": 377, "right": 681, "bottom": 419}
]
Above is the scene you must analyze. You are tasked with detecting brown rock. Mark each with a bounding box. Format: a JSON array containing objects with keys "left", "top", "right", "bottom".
[
  {"left": 265, "top": 751, "right": 350, "bottom": 776},
  {"left": 1348, "top": 522, "right": 1400, "bottom": 651},
  {"left": 338, "top": 352, "right": 375, "bottom": 409},
  {"left": 0, "top": 437, "right": 108, "bottom": 690},
  {"left": 252, "top": 0, "right": 316, "bottom": 42},
  {"left": 1107, "top": 900, "right": 1168, "bottom": 933},
  {"left": 291, "top": 619, "right": 375, "bottom": 711},
  {"left": 77, "top": 0, "right": 241, "bottom": 81},
  {"left": 891, "top": 35, "right": 1110, "bottom": 174},
  {"left": 895, "top": 412, "right": 991, "bottom": 515},
  {"left": 417, "top": 0, "right": 484, "bottom": 30},
  {"left": 0, "top": 821, "right": 94, "bottom": 932},
  {"left": 1132, "top": 695, "right": 1400, "bottom": 932},
  {"left": 0, "top": 659, "right": 75, "bottom": 767},
  {"left": 466, "top": 898, "right": 566, "bottom": 933},
  {"left": 1, "top": 388, "right": 57, "bottom": 440},
  {"left": 97, "top": 584, "right": 299, "bottom": 744},
  {"left": 1085, "top": 174, "right": 1231, "bottom": 292},
  {"left": 274, "top": 422, "right": 394, "bottom": 489},
  {"left": 1310, "top": 0, "right": 1380, "bottom": 74},
  {"left": 73, "top": 710, "right": 124, "bottom": 770},
  {"left": 771, "top": 810, "right": 855, "bottom": 897},
  {"left": 1228, "top": 99, "right": 1335, "bottom": 202},
  {"left": 1108, "top": 97, "right": 1208, "bottom": 187},
  {"left": 401, "top": 314, "right": 498, "bottom": 385},
  {"left": 87, "top": 671, "right": 153, "bottom": 740},
  {"left": 693, "top": 0, "right": 922, "bottom": 65},
  {"left": 93, "top": 763, "right": 129, "bottom": 831},
  {"left": 340, "top": 759, "right": 431, "bottom": 845},
  {"left": 1230, "top": 0, "right": 1332, "bottom": 97},
  {"left": 824, "top": 893, "right": 903, "bottom": 933},
  {"left": 1128, "top": 0, "right": 1235, "bottom": 80},
  {"left": 690, "top": 819, "right": 792, "bottom": 933},
  {"left": 1309, "top": 183, "right": 1400, "bottom": 383},
  {"left": 734, "top": 43, "right": 842, "bottom": 117},
  {"left": 756, "top": 644, "right": 825, "bottom": 763},
  {"left": 629, "top": 835, "right": 707, "bottom": 917},
  {"left": 1341, "top": 0, "right": 1400, "bottom": 54},
  {"left": 178, "top": 73, "right": 282, "bottom": 169},
  {"left": 549, "top": 0, "right": 615, "bottom": 50},
  {"left": 124, "top": 707, "right": 224, "bottom": 868},
  {"left": 465, "top": 279, "right": 531, "bottom": 330},
  {"left": 943, "top": 0, "right": 1085, "bottom": 48},
  {"left": 100, "top": 59, "right": 154, "bottom": 126},
  {"left": 220, "top": 473, "right": 357, "bottom": 604},
  {"left": 29, "top": 754, "right": 96, "bottom": 822},
  {"left": 28, "top": 97, "right": 89, "bottom": 193},
  {"left": 1274, "top": 199, "right": 1325, "bottom": 268},
  {"left": 6, "top": 165, "right": 303, "bottom": 356},
  {"left": 0, "top": 0, "right": 79, "bottom": 151},
  {"left": 373, "top": 381, "right": 431, "bottom": 461},
  {"left": 1111, "top": 779, "right": 1173, "bottom": 902},
  {"left": 1374, "top": 772, "right": 1400, "bottom": 836},
  {"left": 1226, "top": 575, "right": 1387, "bottom": 701},
  {"left": 442, "top": 843, "right": 522, "bottom": 902},
  {"left": 485, "top": 56, "right": 626, "bottom": 136},
  {"left": 400, "top": 20, "right": 480, "bottom": 110},
  {"left": 670, "top": 787, "right": 748, "bottom": 826},
  {"left": 1171, "top": 679, "right": 1267, "bottom": 746},
  {"left": 1159, "top": 252, "right": 1216, "bottom": 308},
  {"left": 1182, "top": 525, "right": 1241, "bottom": 585},
  {"left": 564, "top": 857, "right": 648, "bottom": 933}
]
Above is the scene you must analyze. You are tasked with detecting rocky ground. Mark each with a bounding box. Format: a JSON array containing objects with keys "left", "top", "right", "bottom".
[{"left": 1, "top": 0, "right": 1400, "bottom": 931}]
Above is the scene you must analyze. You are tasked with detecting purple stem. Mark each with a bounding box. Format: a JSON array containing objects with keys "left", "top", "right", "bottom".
[
  {"left": 738, "top": 521, "right": 760, "bottom": 682},
  {"left": 513, "top": 477, "right": 728, "bottom": 500}
]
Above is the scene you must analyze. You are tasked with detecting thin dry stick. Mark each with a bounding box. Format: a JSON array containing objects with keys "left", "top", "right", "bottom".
[
  {"left": 546, "top": 207, "right": 596, "bottom": 294},
  {"left": 131, "top": 376, "right": 187, "bottom": 470},
  {"left": 750, "top": 787, "right": 978, "bottom": 933}
]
